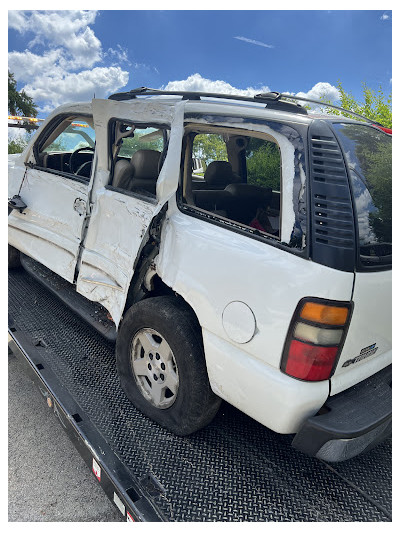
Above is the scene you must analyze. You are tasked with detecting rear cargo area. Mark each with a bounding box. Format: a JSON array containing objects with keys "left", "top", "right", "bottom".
[{"left": 8, "top": 267, "right": 392, "bottom": 522}]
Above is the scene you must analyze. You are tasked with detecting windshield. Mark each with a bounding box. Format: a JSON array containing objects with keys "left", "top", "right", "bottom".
[{"left": 333, "top": 123, "right": 392, "bottom": 267}]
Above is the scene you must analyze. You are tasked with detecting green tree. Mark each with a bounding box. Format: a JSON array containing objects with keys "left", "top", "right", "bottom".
[
  {"left": 120, "top": 131, "right": 164, "bottom": 158},
  {"left": 8, "top": 71, "right": 38, "bottom": 153},
  {"left": 8, "top": 70, "right": 38, "bottom": 118},
  {"left": 8, "top": 138, "right": 29, "bottom": 154},
  {"left": 246, "top": 138, "right": 281, "bottom": 190},
  {"left": 321, "top": 81, "right": 392, "bottom": 128},
  {"left": 192, "top": 134, "right": 228, "bottom": 166}
]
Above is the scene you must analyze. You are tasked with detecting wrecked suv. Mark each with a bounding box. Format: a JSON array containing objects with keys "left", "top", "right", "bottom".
[{"left": 8, "top": 88, "right": 392, "bottom": 461}]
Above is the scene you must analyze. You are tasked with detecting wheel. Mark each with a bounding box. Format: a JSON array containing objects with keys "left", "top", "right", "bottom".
[
  {"left": 116, "top": 296, "right": 221, "bottom": 435},
  {"left": 8, "top": 245, "right": 21, "bottom": 269}
]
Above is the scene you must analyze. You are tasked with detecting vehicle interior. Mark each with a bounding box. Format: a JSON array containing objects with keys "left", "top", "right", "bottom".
[
  {"left": 181, "top": 125, "right": 282, "bottom": 238},
  {"left": 36, "top": 116, "right": 96, "bottom": 179},
  {"left": 109, "top": 121, "right": 168, "bottom": 197}
]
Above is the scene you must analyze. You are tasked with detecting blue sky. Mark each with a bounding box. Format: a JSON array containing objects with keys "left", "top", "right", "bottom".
[{"left": 8, "top": 9, "right": 392, "bottom": 117}]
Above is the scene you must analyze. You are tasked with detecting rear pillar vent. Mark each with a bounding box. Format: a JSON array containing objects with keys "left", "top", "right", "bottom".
[{"left": 308, "top": 122, "right": 356, "bottom": 272}]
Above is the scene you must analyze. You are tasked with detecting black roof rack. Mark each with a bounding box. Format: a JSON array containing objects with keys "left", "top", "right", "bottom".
[
  {"left": 278, "top": 93, "right": 380, "bottom": 125},
  {"left": 108, "top": 87, "right": 308, "bottom": 115},
  {"left": 108, "top": 87, "right": 381, "bottom": 125}
]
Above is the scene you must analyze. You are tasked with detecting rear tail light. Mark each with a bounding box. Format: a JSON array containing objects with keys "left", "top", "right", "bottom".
[
  {"left": 280, "top": 297, "right": 353, "bottom": 382},
  {"left": 373, "top": 125, "right": 392, "bottom": 135}
]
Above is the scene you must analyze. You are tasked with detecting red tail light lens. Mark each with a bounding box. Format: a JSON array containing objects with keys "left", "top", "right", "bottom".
[
  {"left": 373, "top": 125, "right": 392, "bottom": 135},
  {"left": 281, "top": 298, "right": 352, "bottom": 382},
  {"left": 286, "top": 340, "right": 339, "bottom": 381}
]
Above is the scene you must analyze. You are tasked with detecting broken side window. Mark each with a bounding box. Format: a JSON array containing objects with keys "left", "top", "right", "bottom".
[
  {"left": 180, "top": 118, "right": 307, "bottom": 251},
  {"left": 182, "top": 126, "right": 282, "bottom": 240},
  {"left": 110, "top": 122, "right": 168, "bottom": 197}
]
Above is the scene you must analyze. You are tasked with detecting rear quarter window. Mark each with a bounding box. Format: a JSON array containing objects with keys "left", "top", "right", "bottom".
[{"left": 333, "top": 123, "right": 392, "bottom": 267}]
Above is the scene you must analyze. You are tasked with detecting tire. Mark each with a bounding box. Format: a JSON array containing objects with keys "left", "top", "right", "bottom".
[
  {"left": 116, "top": 296, "right": 221, "bottom": 436},
  {"left": 8, "top": 245, "right": 21, "bottom": 269}
]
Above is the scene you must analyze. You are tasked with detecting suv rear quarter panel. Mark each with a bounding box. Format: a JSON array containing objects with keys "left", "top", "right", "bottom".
[
  {"left": 330, "top": 269, "right": 392, "bottom": 395},
  {"left": 156, "top": 205, "right": 355, "bottom": 432}
]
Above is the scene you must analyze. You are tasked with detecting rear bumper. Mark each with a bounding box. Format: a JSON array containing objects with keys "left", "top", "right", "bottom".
[{"left": 292, "top": 365, "right": 392, "bottom": 462}]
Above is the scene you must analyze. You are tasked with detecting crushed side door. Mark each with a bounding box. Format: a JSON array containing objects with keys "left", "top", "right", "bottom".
[{"left": 75, "top": 99, "right": 185, "bottom": 326}]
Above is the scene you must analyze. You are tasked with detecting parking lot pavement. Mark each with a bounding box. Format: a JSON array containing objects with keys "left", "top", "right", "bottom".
[{"left": 8, "top": 350, "right": 121, "bottom": 522}]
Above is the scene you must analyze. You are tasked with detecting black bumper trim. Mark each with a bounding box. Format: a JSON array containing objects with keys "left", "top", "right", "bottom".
[{"left": 292, "top": 365, "right": 392, "bottom": 462}]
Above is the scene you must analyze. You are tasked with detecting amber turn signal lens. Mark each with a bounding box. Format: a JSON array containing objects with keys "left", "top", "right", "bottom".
[{"left": 300, "top": 302, "right": 349, "bottom": 326}]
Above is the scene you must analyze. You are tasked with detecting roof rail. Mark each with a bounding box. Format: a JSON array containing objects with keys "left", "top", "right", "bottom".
[
  {"left": 277, "top": 93, "right": 381, "bottom": 125},
  {"left": 108, "top": 87, "right": 381, "bottom": 125},
  {"left": 108, "top": 87, "right": 308, "bottom": 115}
]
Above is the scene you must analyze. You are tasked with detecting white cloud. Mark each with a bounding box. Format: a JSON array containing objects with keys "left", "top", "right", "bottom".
[
  {"left": 380, "top": 13, "right": 390, "bottom": 21},
  {"left": 164, "top": 73, "right": 270, "bottom": 96},
  {"left": 106, "top": 45, "right": 131, "bottom": 67},
  {"left": 295, "top": 82, "right": 340, "bottom": 103},
  {"left": 162, "top": 75, "right": 344, "bottom": 119},
  {"left": 8, "top": 10, "right": 130, "bottom": 112},
  {"left": 8, "top": 10, "right": 28, "bottom": 30},
  {"left": 9, "top": 11, "right": 101, "bottom": 69},
  {"left": 163, "top": 75, "right": 340, "bottom": 113},
  {"left": 23, "top": 67, "right": 129, "bottom": 110},
  {"left": 234, "top": 36, "right": 274, "bottom": 49},
  {"left": 8, "top": 49, "right": 64, "bottom": 82}
]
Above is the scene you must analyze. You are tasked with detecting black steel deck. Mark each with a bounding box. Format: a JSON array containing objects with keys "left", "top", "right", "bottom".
[{"left": 8, "top": 267, "right": 392, "bottom": 522}]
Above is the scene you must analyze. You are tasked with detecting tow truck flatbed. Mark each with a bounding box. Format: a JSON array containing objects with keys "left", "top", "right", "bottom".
[{"left": 8, "top": 267, "right": 392, "bottom": 522}]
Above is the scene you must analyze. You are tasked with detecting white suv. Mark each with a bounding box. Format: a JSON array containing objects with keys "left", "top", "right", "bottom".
[{"left": 8, "top": 88, "right": 392, "bottom": 461}]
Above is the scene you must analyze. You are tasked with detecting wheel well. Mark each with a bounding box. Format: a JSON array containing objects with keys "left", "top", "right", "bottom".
[
  {"left": 122, "top": 203, "right": 201, "bottom": 334},
  {"left": 124, "top": 266, "right": 202, "bottom": 337}
]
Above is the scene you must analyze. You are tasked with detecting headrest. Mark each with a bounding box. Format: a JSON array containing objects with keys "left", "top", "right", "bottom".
[
  {"left": 131, "top": 149, "right": 161, "bottom": 180},
  {"left": 204, "top": 161, "right": 240, "bottom": 187}
]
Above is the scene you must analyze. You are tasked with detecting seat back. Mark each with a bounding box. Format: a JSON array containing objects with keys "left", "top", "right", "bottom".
[
  {"left": 112, "top": 158, "right": 134, "bottom": 189},
  {"left": 203, "top": 161, "right": 241, "bottom": 189},
  {"left": 130, "top": 149, "right": 161, "bottom": 195},
  {"left": 191, "top": 161, "right": 240, "bottom": 215},
  {"left": 224, "top": 183, "right": 273, "bottom": 225}
]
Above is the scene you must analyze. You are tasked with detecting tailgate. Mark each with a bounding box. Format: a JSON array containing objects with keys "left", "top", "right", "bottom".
[{"left": 331, "top": 269, "right": 392, "bottom": 394}]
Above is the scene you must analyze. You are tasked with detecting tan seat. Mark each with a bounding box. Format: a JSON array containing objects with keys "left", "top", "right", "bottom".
[
  {"left": 130, "top": 150, "right": 161, "bottom": 195},
  {"left": 112, "top": 149, "right": 161, "bottom": 195},
  {"left": 112, "top": 158, "right": 134, "bottom": 189}
]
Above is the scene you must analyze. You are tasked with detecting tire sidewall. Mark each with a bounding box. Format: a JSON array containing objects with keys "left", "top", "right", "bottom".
[{"left": 116, "top": 296, "right": 214, "bottom": 435}]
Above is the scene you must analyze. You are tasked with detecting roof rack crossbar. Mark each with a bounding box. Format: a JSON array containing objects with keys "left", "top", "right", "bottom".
[
  {"left": 108, "top": 87, "right": 308, "bottom": 115},
  {"left": 108, "top": 87, "right": 382, "bottom": 125},
  {"left": 278, "top": 93, "right": 381, "bottom": 126}
]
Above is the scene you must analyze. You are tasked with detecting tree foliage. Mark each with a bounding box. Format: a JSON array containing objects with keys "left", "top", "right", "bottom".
[
  {"left": 246, "top": 138, "right": 281, "bottom": 190},
  {"left": 8, "top": 70, "right": 38, "bottom": 118},
  {"left": 119, "top": 130, "right": 164, "bottom": 158},
  {"left": 322, "top": 81, "right": 392, "bottom": 128},
  {"left": 192, "top": 134, "right": 228, "bottom": 165},
  {"left": 8, "top": 138, "right": 29, "bottom": 154},
  {"left": 8, "top": 71, "right": 38, "bottom": 153}
]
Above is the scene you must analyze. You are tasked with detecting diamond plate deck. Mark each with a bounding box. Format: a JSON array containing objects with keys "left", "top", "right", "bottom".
[{"left": 8, "top": 268, "right": 392, "bottom": 522}]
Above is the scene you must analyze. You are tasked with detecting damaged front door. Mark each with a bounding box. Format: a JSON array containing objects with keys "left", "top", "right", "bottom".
[
  {"left": 8, "top": 114, "right": 96, "bottom": 283},
  {"left": 75, "top": 99, "right": 184, "bottom": 327}
]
